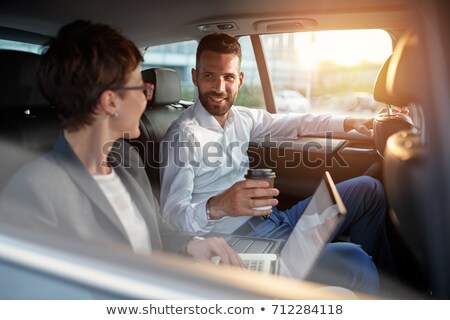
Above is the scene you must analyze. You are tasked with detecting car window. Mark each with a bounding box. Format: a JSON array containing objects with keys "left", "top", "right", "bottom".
[
  {"left": 0, "top": 39, "right": 42, "bottom": 54},
  {"left": 261, "top": 29, "right": 393, "bottom": 116},
  {"left": 143, "top": 31, "right": 391, "bottom": 115},
  {"left": 143, "top": 36, "right": 264, "bottom": 108},
  {"left": 234, "top": 36, "right": 264, "bottom": 109},
  {"left": 143, "top": 40, "right": 197, "bottom": 101}
]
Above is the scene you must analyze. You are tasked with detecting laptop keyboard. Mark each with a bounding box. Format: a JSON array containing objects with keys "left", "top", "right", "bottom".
[
  {"left": 243, "top": 259, "right": 265, "bottom": 272},
  {"left": 227, "top": 238, "right": 273, "bottom": 253}
]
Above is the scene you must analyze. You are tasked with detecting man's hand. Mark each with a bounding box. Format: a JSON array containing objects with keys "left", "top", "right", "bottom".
[
  {"left": 344, "top": 107, "right": 409, "bottom": 137},
  {"left": 186, "top": 237, "right": 244, "bottom": 267},
  {"left": 344, "top": 116, "right": 374, "bottom": 137},
  {"left": 208, "top": 179, "right": 279, "bottom": 219}
]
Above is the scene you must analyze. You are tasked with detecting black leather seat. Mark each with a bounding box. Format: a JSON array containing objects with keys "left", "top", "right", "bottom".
[
  {"left": 131, "top": 67, "right": 186, "bottom": 200},
  {"left": 0, "top": 50, "right": 60, "bottom": 191},
  {"left": 381, "top": 30, "right": 434, "bottom": 294}
]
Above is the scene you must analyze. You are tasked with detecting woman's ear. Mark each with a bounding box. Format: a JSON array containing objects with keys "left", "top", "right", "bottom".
[{"left": 98, "top": 90, "right": 118, "bottom": 116}]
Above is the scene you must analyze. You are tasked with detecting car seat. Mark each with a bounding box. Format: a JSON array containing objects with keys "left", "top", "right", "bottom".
[
  {"left": 0, "top": 50, "right": 60, "bottom": 191},
  {"left": 131, "top": 67, "right": 186, "bottom": 200},
  {"left": 382, "top": 29, "right": 450, "bottom": 297}
]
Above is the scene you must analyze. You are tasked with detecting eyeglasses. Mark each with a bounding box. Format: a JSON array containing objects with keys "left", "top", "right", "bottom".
[{"left": 113, "top": 82, "right": 154, "bottom": 101}]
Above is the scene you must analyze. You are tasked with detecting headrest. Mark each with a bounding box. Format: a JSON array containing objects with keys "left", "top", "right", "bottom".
[
  {"left": 141, "top": 67, "right": 181, "bottom": 107},
  {"left": 386, "top": 30, "right": 425, "bottom": 106},
  {"left": 0, "top": 50, "right": 49, "bottom": 108},
  {"left": 373, "top": 53, "right": 411, "bottom": 107}
]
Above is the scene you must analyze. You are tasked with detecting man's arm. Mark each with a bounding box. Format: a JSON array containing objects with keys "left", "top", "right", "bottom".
[
  {"left": 343, "top": 107, "right": 410, "bottom": 137},
  {"left": 160, "top": 130, "right": 213, "bottom": 233},
  {"left": 245, "top": 105, "right": 410, "bottom": 141},
  {"left": 241, "top": 107, "right": 348, "bottom": 141}
]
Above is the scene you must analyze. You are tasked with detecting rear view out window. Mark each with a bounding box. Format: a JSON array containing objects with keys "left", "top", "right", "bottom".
[
  {"left": 143, "top": 41, "right": 197, "bottom": 102},
  {"left": 261, "top": 29, "right": 393, "bottom": 116},
  {"left": 142, "top": 29, "right": 392, "bottom": 116}
]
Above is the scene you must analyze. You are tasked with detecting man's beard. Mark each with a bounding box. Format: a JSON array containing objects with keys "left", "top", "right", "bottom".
[{"left": 198, "top": 90, "right": 237, "bottom": 117}]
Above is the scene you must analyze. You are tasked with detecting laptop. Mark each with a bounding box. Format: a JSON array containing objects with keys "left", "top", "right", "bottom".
[{"left": 215, "top": 171, "right": 347, "bottom": 280}]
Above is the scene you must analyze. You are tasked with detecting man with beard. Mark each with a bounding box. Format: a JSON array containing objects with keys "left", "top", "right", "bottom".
[{"left": 160, "top": 33, "right": 394, "bottom": 277}]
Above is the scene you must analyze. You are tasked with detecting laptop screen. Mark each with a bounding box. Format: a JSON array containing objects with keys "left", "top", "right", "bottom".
[{"left": 279, "top": 171, "right": 346, "bottom": 279}]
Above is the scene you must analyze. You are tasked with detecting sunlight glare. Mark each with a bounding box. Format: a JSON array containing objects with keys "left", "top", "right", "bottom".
[{"left": 296, "top": 29, "right": 392, "bottom": 67}]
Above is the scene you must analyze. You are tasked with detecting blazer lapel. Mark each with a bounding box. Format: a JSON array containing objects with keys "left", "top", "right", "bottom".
[{"left": 51, "top": 133, "right": 130, "bottom": 243}]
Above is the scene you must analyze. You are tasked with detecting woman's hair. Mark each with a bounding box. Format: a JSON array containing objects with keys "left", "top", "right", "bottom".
[
  {"left": 38, "top": 20, "right": 143, "bottom": 131},
  {"left": 195, "top": 33, "right": 242, "bottom": 70}
]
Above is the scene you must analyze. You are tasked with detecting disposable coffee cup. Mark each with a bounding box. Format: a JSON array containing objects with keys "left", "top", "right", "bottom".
[{"left": 244, "top": 168, "right": 276, "bottom": 210}]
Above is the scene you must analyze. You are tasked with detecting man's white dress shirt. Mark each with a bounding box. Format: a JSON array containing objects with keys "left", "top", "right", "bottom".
[{"left": 160, "top": 99, "right": 346, "bottom": 234}]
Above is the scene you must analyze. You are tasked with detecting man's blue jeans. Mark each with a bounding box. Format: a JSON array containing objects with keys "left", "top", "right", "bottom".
[{"left": 237, "top": 176, "right": 392, "bottom": 294}]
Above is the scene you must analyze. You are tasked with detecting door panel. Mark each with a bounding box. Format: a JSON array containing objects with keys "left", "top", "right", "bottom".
[{"left": 249, "top": 135, "right": 380, "bottom": 209}]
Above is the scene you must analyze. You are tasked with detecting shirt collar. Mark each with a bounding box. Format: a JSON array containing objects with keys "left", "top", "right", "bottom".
[{"left": 193, "top": 99, "right": 235, "bottom": 132}]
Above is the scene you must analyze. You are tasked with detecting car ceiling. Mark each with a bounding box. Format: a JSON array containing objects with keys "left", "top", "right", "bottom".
[{"left": 0, "top": 0, "right": 411, "bottom": 49}]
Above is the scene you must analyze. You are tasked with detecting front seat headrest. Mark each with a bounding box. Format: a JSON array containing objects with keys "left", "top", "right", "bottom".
[
  {"left": 374, "top": 55, "right": 395, "bottom": 104},
  {"left": 386, "top": 30, "right": 425, "bottom": 106},
  {"left": 141, "top": 67, "right": 181, "bottom": 107},
  {"left": 373, "top": 54, "right": 411, "bottom": 107}
]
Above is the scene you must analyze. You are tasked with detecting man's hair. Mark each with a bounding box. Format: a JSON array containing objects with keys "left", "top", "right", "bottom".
[
  {"left": 196, "top": 33, "right": 242, "bottom": 69},
  {"left": 37, "top": 20, "right": 143, "bottom": 131}
]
